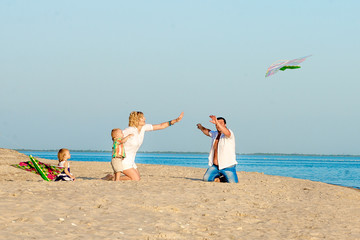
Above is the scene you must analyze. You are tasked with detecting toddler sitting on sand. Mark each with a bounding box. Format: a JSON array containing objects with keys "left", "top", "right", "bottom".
[{"left": 55, "top": 148, "right": 76, "bottom": 181}]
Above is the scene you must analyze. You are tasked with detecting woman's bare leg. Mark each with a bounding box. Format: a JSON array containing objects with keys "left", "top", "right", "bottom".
[{"left": 122, "top": 168, "right": 140, "bottom": 181}]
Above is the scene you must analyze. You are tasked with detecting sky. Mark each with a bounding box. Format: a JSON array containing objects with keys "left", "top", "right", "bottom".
[{"left": 1, "top": 0, "right": 360, "bottom": 154}]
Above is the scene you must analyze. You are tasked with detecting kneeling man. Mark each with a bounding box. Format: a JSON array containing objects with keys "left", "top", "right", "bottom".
[{"left": 197, "top": 115, "right": 238, "bottom": 183}]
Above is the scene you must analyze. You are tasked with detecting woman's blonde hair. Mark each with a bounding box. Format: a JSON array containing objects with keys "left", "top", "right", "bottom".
[
  {"left": 129, "top": 111, "right": 144, "bottom": 127},
  {"left": 58, "top": 148, "right": 69, "bottom": 162}
]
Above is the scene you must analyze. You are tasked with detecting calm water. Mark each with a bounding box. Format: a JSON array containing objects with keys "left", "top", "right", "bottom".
[{"left": 19, "top": 151, "right": 360, "bottom": 189}]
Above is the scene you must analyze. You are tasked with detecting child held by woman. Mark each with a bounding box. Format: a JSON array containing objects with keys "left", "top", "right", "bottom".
[{"left": 111, "top": 128, "right": 133, "bottom": 181}]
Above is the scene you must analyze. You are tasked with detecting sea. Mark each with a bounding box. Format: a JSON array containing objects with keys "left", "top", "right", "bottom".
[{"left": 19, "top": 151, "right": 360, "bottom": 189}]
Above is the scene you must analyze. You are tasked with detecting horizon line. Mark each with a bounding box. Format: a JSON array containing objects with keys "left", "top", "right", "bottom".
[{"left": 13, "top": 149, "right": 360, "bottom": 157}]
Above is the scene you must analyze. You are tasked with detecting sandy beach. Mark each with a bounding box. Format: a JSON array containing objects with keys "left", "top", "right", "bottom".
[{"left": 0, "top": 148, "right": 359, "bottom": 240}]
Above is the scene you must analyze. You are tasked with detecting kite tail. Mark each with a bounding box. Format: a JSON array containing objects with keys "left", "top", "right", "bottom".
[{"left": 279, "top": 66, "right": 301, "bottom": 71}]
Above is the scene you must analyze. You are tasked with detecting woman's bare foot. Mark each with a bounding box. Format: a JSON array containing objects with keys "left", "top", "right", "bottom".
[{"left": 101, "top": 174, "right": 114, "bottom": 181}]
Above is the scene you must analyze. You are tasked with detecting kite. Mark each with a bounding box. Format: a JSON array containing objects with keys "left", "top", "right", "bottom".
[
  {"left": 265, "top": 55, "right": 312, "bottom": 77},
  {"left": 12, "top": 155, "right": 63, "bottom": 181}
]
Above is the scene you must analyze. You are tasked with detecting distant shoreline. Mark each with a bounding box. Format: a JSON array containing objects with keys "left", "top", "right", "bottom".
[{"left": 15, "top": 149, "right": 360, "bottom": 157}]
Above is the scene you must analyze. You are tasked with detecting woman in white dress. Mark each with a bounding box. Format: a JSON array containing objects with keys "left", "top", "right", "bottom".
[{"left": 114, "top": 111, "right": 184, "bottom": 181}]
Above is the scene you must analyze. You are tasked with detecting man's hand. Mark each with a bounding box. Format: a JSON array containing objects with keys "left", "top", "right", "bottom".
[{"left": 209, "top": 115, "right": 218, "bottom": 125}]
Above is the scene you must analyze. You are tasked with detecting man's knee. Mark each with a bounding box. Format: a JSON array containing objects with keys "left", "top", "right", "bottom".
[
  {"left": 224, "top": 173, "right": 238, "bottom": 183},
  {"left": 220, "top": 171, "right": 238, "bottom": 183},
  {"left": 203, "top": 173, "right": 210, "bottom": 181},
  {"left": 203, "top": 173, "right": 219, "bottom": 182}
]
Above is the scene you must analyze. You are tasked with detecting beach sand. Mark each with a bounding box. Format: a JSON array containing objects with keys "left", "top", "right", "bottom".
[{"left": 1, "top": 148, "right": 359, "bottom": 240}]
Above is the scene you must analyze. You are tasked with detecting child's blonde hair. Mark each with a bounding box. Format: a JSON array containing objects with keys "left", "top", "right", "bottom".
[
  {"left": 58, "top": 148, "right": 69, "bottom": 162},
  {"left": 111, "top": 128, "right": 121, "bottom": 140},
  {"left": 129, "top": 111, "right": 144, "bottom": 127}
]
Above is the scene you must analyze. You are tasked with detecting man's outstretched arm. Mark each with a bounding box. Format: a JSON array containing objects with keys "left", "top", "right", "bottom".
[{"left": 197, "top": 123, "right": 211, "bottom": 137}]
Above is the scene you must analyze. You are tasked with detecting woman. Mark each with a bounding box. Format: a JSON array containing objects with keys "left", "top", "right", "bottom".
[{"left": 114, "top": 111, "right": 184, "bottom": 181}]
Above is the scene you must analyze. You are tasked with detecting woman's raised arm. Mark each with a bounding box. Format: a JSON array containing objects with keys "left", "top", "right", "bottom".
[{"left": 152, "top": 112, "right": 184, "bottom": 131}]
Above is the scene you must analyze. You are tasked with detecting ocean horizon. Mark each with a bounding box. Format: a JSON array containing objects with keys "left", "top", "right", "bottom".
[{"left": 14, "top": 149, "right": 360, "bottom": 157}]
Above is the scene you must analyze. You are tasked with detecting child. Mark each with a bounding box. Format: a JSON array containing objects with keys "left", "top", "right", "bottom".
[
  {"left": 55, "top": 148, "right": 76, "bottom": 181},
  {"left": 111, "top": 128, "right": 133, "bottom": 181}
]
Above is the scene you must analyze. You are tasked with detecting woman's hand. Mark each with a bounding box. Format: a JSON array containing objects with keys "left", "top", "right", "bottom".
[{"left": 174, "top": 112, "right": 184, "bottom": 124}]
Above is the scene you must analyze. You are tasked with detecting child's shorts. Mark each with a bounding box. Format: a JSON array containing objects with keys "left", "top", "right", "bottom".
[{"left": 111, "top": 157, "right": 124, "bottom": 173}]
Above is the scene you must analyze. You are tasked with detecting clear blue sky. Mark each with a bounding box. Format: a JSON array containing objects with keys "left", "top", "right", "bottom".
[{"left": 1, "top": 0, "right": 359, "bottom": 154}]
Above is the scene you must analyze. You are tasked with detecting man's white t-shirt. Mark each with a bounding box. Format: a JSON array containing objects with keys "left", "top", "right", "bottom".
[{"left": 208, "top": 129, "right": 237, "bottom": 170}]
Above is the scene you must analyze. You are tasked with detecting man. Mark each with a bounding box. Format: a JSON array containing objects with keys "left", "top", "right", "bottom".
[{"left": 197, "top": 115, "right": 238, "bottom": 183}]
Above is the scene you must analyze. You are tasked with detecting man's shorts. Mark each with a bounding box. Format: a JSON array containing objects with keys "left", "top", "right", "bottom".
[{"left": 111, "top": 157, "right": 124, "bottom": 173}]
